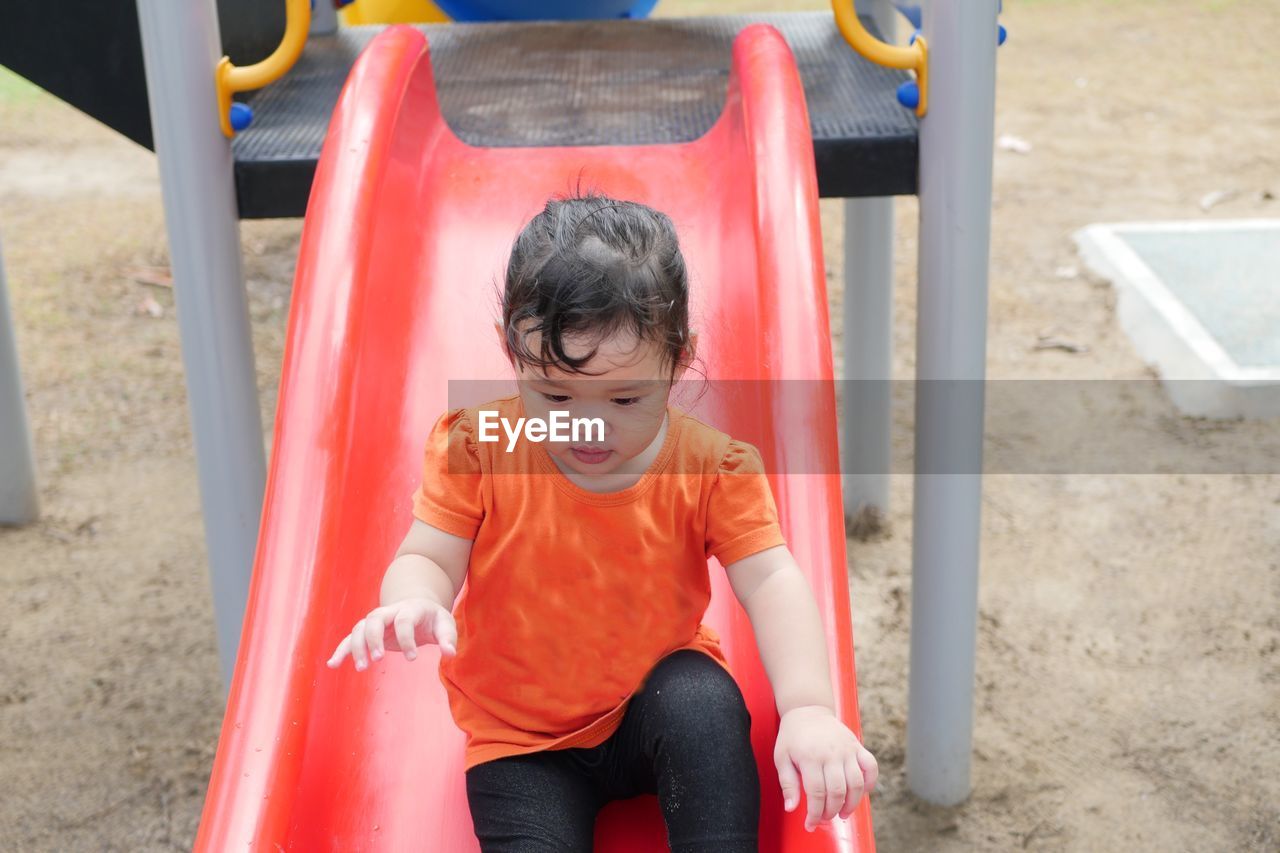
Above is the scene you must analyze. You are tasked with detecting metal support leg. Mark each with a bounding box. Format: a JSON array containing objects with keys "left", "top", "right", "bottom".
[
  {"left": 841, "top": 0, "right": 896, "bottom": 523},
  {"left": 136, "top": 0, "right": 267, "bottom": 688},
  {"left": 0, "top": 237, "right": 39, "bottom": 526},
  {"left": 310, "top": 0, "right": 338, "bottom": 35},
  {"left": 907, "top": 0, "right": 998, "bottom": 805},
  {"left": 842, "top": 197, "right": 894, "bottom": 520}
]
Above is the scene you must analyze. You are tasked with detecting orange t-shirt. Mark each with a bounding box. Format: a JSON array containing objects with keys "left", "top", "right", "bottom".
[{"left": 412, "top": 395, "right": 786, "bottom": 770}]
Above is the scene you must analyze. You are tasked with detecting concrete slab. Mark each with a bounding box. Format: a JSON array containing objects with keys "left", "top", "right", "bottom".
[{"left": 1075, "top": 219, "right": 1280, "bottom": 419}]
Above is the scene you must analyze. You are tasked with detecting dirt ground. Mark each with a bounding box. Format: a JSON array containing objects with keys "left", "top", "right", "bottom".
[{"left": 1, "top": 1, "right": 1277, "bottom": 850}]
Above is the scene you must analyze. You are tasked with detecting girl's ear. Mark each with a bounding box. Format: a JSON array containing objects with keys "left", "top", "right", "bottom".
[
  {"left": 494, "top": 321, "right": 509, "bottom": 358},
  {"left": 673, "top": 331, "right": 699, "bottom": 381}
]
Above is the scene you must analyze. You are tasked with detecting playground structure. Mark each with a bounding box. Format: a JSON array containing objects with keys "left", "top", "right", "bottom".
[
  {"left": 200, "top": 25, "right": 873, "bottom": 847},
  {"left": 0, "top": 0, "right": 999, "bottom": 845}
]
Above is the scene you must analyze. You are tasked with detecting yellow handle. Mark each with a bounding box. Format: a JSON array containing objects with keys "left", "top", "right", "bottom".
[
  {"left": 216, "top": 0, "right": 312, "bottom": 137},
  {"left": 831, "top": 1, "right": 928, "bottom": 117}
]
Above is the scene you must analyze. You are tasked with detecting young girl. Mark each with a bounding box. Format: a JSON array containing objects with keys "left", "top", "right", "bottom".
[{"left": 327, "top": 193, "right": 878, "bottom": 851}]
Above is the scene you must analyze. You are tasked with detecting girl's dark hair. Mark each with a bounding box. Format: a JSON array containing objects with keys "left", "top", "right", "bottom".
[{"left": 501, "top": 192, "right": 691, "bottom": 377}]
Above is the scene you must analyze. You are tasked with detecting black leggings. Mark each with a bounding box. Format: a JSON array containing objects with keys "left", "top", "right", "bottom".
[{"left": 465, "top": 650, "right": 760, "bottom": 853}]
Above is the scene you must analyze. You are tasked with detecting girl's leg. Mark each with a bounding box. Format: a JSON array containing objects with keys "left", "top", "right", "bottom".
[
  {"left": 465, "top": 751, "right": 604, "bottom": 853},
  {"left": 611, "top": 649, "right": 760, "bottom": 853}
]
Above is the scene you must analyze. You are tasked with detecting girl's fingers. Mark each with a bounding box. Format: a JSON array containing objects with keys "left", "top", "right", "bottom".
[
  {"left": 857, "top": 745, "right": 880, "bottom": 792},
  {"left": 394, "top": 610, "right": 418, "bottom": 661},
  {"left": 838, "top": 755, "right": 866, "bottom": 819},
  {"left": 330, "top": 603, "right": 461, "bottom": 671},
  {"left": 432, "top": 608, "right": 458, "bottom": 656},
  {"left": 326, "top": 636, "right": 351, "bottom": 668},
  {"left": 349, "top": 619, "right": 369, "bottom": 670},
  {"left": 821, "top": 760, "right": 847, "bottom": 823},
  {"left": 775, "top": 755, "right": 801, "bottom": 813},
  {"left": 364, "top": 612, "right": 387, "bottom": 662},
  {"left": 801, "top": 761, "right": 826, "bottom": 831}
]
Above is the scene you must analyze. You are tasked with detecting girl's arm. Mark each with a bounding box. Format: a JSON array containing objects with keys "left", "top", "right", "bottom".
[
  {"left": 725, "top": 545, "right": 879, "bottom": 831},
  {"left": 725, "top": 544, "right": 835, "bottom": 714},
  {"left": 382, "top": 519, "right": 472, "bottom": 610}
]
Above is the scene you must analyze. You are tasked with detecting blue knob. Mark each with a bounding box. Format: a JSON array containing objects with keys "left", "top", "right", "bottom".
[
  {"left": 229, "top": 102, "right": 254, "bottom": 132},
  {"left": 998, "top": 24, "right": 1008, "bottom": 46},
  {"left": 896, "top": 81, "right": 919, "bottom": 110}
]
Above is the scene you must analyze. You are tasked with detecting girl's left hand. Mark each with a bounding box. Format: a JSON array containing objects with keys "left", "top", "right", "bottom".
[{"left": 774, "top": 705, "right": 879, "bottom": 832}]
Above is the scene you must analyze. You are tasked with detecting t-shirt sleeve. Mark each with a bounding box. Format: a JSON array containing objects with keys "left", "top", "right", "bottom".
[
  {"left": 411, "top": 408, "right": 484, "bottom": 540},
  {"left": 705, "top": 439, "right": 787, "bottom": 566}
]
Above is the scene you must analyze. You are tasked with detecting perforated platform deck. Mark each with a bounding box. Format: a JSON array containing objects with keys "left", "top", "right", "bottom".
[{"left": 232, "top": 13, "right": 918, "bottom": 218}]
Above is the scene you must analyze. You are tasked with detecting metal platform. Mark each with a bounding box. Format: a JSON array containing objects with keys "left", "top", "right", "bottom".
[{"left": 232, "top": 13, "right": 918, "bottom": 218}]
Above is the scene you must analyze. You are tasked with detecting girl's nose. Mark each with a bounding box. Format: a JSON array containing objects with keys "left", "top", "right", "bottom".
[{"left": 580, "top": 406, "right": 614, "bottom": 439}]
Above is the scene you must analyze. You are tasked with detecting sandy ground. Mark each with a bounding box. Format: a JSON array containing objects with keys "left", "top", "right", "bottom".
[{"left": 1, "top": 0, "right": 1278, "bottom": 850}]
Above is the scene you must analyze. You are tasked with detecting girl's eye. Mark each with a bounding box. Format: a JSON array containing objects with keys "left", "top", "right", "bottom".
[
  {"left": 542, "top": 393, "right": 571, "bottom": 403},
  {"left": 612, "top": 397, "right": 641, "bottom": 407}
]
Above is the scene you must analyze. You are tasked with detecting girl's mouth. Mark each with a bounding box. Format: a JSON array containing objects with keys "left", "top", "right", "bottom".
[{"left": 570, "top": 447, "right": 612, "bottom": 465}]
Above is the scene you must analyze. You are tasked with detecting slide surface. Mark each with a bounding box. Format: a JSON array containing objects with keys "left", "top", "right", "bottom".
[{"left": 195, "top": 24, "right": 874, "bottom": 852}]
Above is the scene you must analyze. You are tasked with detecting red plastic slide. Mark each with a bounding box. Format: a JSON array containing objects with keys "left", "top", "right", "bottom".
[{"left": 195, "top": 23, "right": 874, "bottom": 852}]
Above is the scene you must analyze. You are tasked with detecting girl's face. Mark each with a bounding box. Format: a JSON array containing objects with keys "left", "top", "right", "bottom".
[{"left": 509, "top": 327, "right": 686, "bottom": 478}]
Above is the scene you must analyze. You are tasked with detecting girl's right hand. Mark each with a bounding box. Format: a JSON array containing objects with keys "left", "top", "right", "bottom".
[{"left": 326, "top": 597, "right": 458, "bottom": 671}]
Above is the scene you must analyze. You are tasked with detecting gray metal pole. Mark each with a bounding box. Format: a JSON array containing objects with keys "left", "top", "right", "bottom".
[
  {"left": 906, "top": 0, "right": 998, "bottom": 805},
  {"left": 136, "top": 0, "right": 266, "bottom": 688},
  {"left": 841, "top": 197, "right": 894, "bottom": 520},
  {"left": 310, "top": 0, "right": 339, "bottom": 35},
  {"left": 841, "top": 0, "right": 897, "bottom": 524},
  {"left": 0, "top": 237, "right": 39, "bottom": 526}
]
